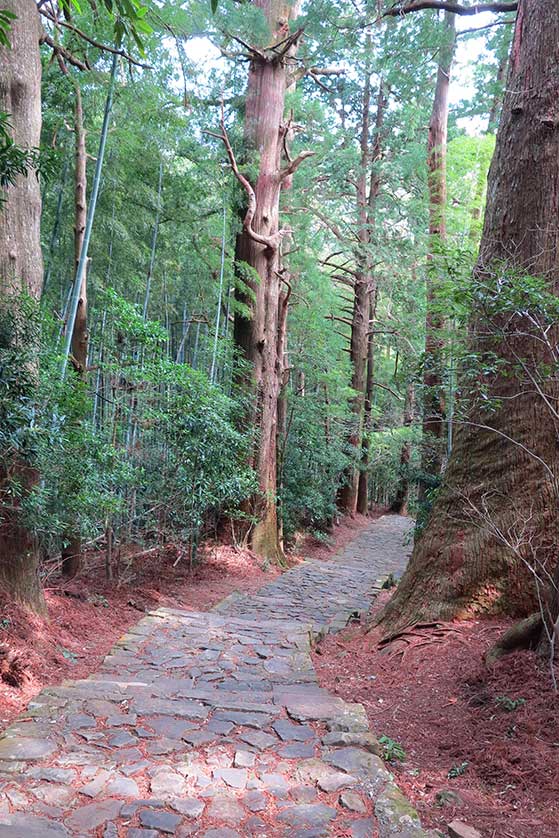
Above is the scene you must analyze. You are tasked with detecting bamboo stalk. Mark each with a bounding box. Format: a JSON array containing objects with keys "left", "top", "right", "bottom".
[{"left": 61, "top": 53, "right": 118, "bottom": 380}]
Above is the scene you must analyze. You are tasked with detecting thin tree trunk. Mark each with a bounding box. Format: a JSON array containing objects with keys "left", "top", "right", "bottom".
[
  {"left": 418, "top": 11, "right": 456, "bottom": 503},
  {"left": 340, "top": 73, "right": 373, "bottom": 514},
  {"left": 42, "top": 145, "right": 70, "bottom": 299},
  {"left": 357, "top": 292, "right": 377, "bottom": 515},
  {"left": 0, "top": 0, "right": 46, "bottom": 613},
  {"left": 71, "top": 83, "right": 88, "bottom": 376},
  {"left": 390, "top": 380, "right": 415, "bottom": 516},
  {"left": 143, "top": 159, "right": 163, "bottom": 322},
  {"left": 378, "top": 0, "right": 559, "bottom": 636},
  {"left": 357, "top": 81, "right": 387, "bottom": 515},
  {"left": 61, "top": 81, "right": 89, "bottom": 578}
]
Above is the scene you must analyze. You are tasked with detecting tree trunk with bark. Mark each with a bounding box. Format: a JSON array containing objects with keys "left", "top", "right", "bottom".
[
  {"left": 357, "top": 293, "right": 376, "bottom": 515},
  {"left": 61, "top": 81, "right": 88, "bottom": 579},
  {"left": 0, "top": 0, "right": 45, "bottom": 613},
  {"left": 340, "top": 76, "right": 385, "bottom": 515},
  {"left": 357, "top": 81, "right": 386, "bottom": 515},
  {"left": 378, "top": 0, "right": 559, "bottom": 636},
  {"left": 232, "top": 0, "right": 305, "bottom": 561},
  {"left": 487, "top": 50, "right": 508, "bottom": 133},
  {"left": 418, "top": 12, "right": 456, "bottom": 503}
]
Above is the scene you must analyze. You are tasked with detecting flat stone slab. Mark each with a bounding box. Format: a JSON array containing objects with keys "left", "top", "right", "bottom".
[
  {"left": 65, "top": 799, "right": 124, "bottom": 832},
  {"left": 272, "top": 719, "right": 315, "bottom": 741},
  {"left": 138, "top": 809, "right": 182, "bottom": 833},
  {"left": 0, "top": 737, "right": 56, "bottom": 761},
  {"left": 0, "top": 815, "right": 69, "bottom": 836},
  {"left": 277, "top": 803, "right": 338, "bottom": 827}
]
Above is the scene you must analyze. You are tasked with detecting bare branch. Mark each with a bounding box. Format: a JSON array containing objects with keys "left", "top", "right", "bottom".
[
  {"left": 373, "top": 381, "right": 404, "bottom": 400},
  {"left": 270, "top": 28, "right": 305, "bottom": 59},
  {"left": 457, "top": 18, "right": 515, "bottom": 36},
  {"left": 39, "top": 10, "right": 153, "bottom": 69},
  {"left": 326, "top": 314, "right": 353, "bottom": 326},
  {"left": 40, "top": 32, "right": 90, "bottom": 71},
  {"left": 280, "top": 150, "right": 315, "bottom": 181},
  {"left": 383, "top": 1, "right": 517, "bottom": 16},
  {"left": 206, "top": 106, "right": 285, "bottom": 251},
  {"left": 224, "top": 32, "right": 268, "bottom": 61}
]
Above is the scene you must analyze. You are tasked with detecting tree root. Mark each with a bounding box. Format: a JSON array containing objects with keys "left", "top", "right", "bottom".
[
  {"left": 485, "top": 612, "right": 543, "bottom": 666},
  {"left": 0, "top": 643, "right": 28, "bottom": 688},
  {"left": 377, "top": 621, "right": 468, "bottom": 664}
]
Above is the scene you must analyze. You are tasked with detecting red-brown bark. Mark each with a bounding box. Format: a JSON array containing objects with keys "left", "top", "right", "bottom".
[
  {"left": 378, "top": 0, "right": 559, "bottom": 635},
  {"left": 232, "top": 0, "right": 304, "bottom": 560},
  {"left": 0, "top": 0, "right": 45, "bottom": 613},
  {"left": 419, "top": 11, "right": 455, "bottom": 501},
  {"left": 357, "top": 82, "right": 386, "bottom": 515},
  {"left": 341, "top": 78, "right": 386, "bottom": 515}
]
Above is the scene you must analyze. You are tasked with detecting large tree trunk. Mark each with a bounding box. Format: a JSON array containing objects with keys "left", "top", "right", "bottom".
[
  {"left": 232, "top": 0, "right": 302, "bottom": 561},
  {"left": 378, "top": 0, "right": 559, "bottom": 636},
  {"left": 418, "top": 12, "right": 456, "bottom": 503},
  {"left": 61, "top": 82, "right": 88, "bottom": 579},
  {"left": 487, "top": 49, "right": 509, "bottom": 134},
  {"left": 0, "top": 0, "right": 46, "bottom": 613}
]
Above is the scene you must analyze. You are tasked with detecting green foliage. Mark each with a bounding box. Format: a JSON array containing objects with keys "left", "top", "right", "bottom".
[
  {"left": 59, "top": 0, "right": 153, "bottom": 51},
  {"left": 0, "top": 113, "right": 40, "bottom": 209},
  {"left": 27, "top": 0, "right": 511, "bottom": 584},
  {"left": 495, "top": 695, "right": 526, "bottom": 712},
  {"left": 0, "top": 9, "right": 16, "bottom": 48},
  {"left": 0, "top": 291, "right": 255, "bottom": 562},
  {"left": 448, "top": 761, "right": 469, "bottom": 779},
  {"left": 367, "top": 425, "right": 422, "bottom": 509},
  {"left": 0, "top": 294, "right": 41, "bottom": 463},
  {"left": 281, "top": 390, "right": 349, "bottom": 540},
  {"left": 379, "top": 735, "right": 406, "bottom": 763}
]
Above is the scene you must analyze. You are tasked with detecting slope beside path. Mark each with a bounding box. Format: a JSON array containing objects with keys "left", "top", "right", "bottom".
[{"left": 0, "top": 514, "right": 436, "bottom": 837}]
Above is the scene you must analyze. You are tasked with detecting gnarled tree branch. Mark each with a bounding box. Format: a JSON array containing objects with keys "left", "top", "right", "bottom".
[{"left": 205, "top": 109, "right": 285, "bottom": 251}]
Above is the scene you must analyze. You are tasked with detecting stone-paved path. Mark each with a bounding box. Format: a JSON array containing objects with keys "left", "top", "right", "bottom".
[{"left": 0, "top": 515, "right": 435, "bottom": 838}]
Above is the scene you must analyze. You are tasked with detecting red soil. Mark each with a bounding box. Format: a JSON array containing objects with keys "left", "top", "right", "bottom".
[
  {"left": 313, "top": 592, "right": 559, "bottom": 838},
  {"left": 0, "top": 512, "right": 374, "bottom": 733}
]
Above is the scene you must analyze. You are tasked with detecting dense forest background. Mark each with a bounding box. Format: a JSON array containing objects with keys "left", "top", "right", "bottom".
[{"left": 6, "top": 0, "right": 556, "bottom": 651}]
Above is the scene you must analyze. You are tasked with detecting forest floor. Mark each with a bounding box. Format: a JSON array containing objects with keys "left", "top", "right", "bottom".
[
  {"left": 314, "top": 591, "right": 559, "bottom": 838},
  {"left": 0, "top": 514, "right": 372, "bottom": 733},
  {"left": 2, "top": 514, "right": 556, "bottom": 837},
  {"left": 0, "top": 512, "right": 417, "bottom": 838}
]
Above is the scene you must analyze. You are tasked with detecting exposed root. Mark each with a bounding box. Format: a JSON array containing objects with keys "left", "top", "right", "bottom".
[
  {"left": 378, "top": 621, "right": 469, "bottom": 663},
  {"left": 486, "top": 612, "right": 543, "bottom": 666}
]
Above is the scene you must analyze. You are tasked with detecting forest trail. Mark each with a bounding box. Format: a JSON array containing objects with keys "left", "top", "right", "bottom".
[{"left": 0, "top": 515, "right": 435, "bottom": 837}]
